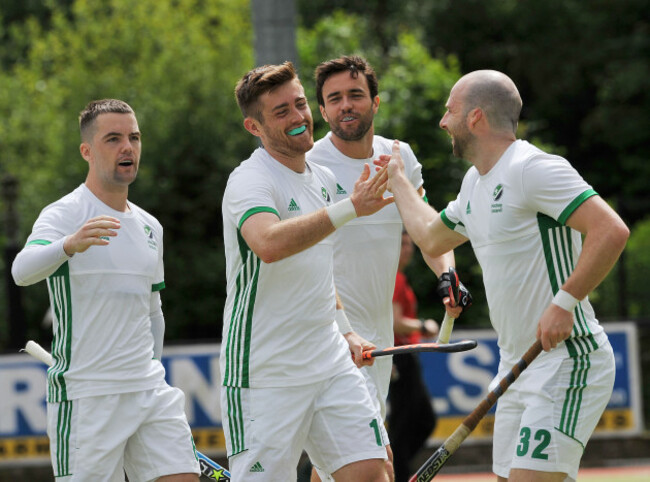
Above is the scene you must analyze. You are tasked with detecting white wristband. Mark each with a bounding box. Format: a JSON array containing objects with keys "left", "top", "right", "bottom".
[
  {"left": 335, "top": 309, "right": 353, "bottom": 334},
  {"left": 326, "top": 198, "right": 357, "bottom": 229},
  {"left": 552, "top": 289, "right": 580, "bottom": 312}
]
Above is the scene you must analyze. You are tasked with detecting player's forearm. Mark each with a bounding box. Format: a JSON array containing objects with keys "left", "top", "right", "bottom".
[
  {"left": 563, "top": 220, "right": 629, "bottom": 300},
  {"left": 391, "top": 171, "right": 441, "bottom": 253},
  {"left": 11, "top": 237, "right": 71, "bottom": 286},
  {"left": 252, "top": 209, "right": 337, "bottom": 263},
  {"left": 422, "top": 250, "right": 455, "bottom": 278},
  {"left": 393, "top": 315, "right": 422, "bottom": 335}
]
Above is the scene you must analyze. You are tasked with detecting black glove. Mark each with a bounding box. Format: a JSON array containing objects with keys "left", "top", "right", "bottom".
[{"left": 436, "top": 270, "right": 473, "bottom": 309}]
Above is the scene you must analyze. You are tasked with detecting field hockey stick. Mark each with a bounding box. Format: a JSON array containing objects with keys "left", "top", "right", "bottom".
[
  {"left": 362, "top": 339, "right": 477, "bottom": 360},
  {"left": 409, "top": 340, "right": 543, "bottom": 482},
  {"left": 22, "top": 340, "right": 232, "bottom": 482},
  {"left": 437, "top": 267, "right": 460, "bottom": 344}
]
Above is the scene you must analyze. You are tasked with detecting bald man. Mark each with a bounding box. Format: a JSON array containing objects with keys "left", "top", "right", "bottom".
[{"left": 377, "top": 70, "right": 629, "bottom": 482}]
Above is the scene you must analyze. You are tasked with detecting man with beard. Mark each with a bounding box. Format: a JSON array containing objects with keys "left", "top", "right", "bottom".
[
  {"left": 308, "top": 55, "right": 469, "bottom": 482},
  {"left": 377, "top": 70, "right": 628, "bottom": 482},
  {"left": 221, "top": 61, "right": 395, "bottom": 481}
]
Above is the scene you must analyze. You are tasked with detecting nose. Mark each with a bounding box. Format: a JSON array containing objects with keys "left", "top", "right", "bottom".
[
  {"left": 121, "top": 138, "right": 134, "bottom": 153},
  {"left": 439, "top": 112, "right": 448, "bottom": 130},
  {"left": 340, "top": 95, "right": 353, "bottom": 111},
  {"left": 290, "top": 104, "right": 310, "bottom": 124}
]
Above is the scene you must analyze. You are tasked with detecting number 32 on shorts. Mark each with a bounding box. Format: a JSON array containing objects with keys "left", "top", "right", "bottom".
[{"left": 516, "top": 427, "right": 551, "bottom": 460}]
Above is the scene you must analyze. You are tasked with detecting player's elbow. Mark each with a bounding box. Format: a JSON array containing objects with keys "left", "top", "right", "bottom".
[
  {"left": 611, "top": 219, "right": 630, "bottom": 252},
  {"left": 416, "top": 236, "right": 447, "bottom": 260},
  {"left": 252, "top": 245, "right": 283, "bottom": 264},
  {"left": 11, "top": 265, "right": 32, "bottom": 286}
]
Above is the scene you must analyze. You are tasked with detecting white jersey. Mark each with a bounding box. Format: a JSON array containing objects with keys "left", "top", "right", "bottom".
[
  {"left": 221, "top": 147, "right": 352, "bottom": 389},
  {"left": 308, "top": 133, "right": 424, "bottom": 418},
  {"left": 23, "top": 184, "right": 166, "bottom": 402},
  {"left": 443, "top": 140, "right": 607, "bottom": 366},
  {"left": 308, "top": 133, "right": 424, "bottom": 350}
]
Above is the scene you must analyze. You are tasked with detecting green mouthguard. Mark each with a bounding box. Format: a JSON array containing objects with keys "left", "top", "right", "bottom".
[{"left": 288, "top": 126, "right": 307, "bottom": 136}]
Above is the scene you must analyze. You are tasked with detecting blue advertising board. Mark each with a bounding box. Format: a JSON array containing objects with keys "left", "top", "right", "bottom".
[
  {"left": 419, "top": 322, "right": 643, "bottom": 441},
  {"left": 0, "top": 322, "right": 642, "bottom": 464}
]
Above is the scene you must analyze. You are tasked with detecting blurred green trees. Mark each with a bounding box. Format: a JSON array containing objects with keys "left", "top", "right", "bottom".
[
  {"left": 1, "top": 0, "right": 648, "bottom": 351},
  {"left": 0, "top": 0, "right": 254, "bottom": 345},
  {"left": 296, "top": 0, "right": 650, "bottom": 323}
]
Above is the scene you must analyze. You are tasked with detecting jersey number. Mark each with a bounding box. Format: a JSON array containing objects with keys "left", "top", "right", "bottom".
[
  {"left": 369, "top": 419, "right": 382, "bottom": 446},
  {"left": 516, "top": 427, "right": 551, "bottom": 460}
]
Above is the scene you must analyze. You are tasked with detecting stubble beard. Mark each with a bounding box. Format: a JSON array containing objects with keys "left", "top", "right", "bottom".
[{"left": 330, "top": 111, "right": 373, "bottom": 142}]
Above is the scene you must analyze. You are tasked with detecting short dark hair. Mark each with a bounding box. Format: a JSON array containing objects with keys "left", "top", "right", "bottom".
[
  {"left": 314, "top": 55, "right": 378, "bottom": 106},
  {"left": 79, "top": 99, "right": 134, "bottom": 141},
  {"left": 235, "top": 61, "right": 298, "bottom": 122}
]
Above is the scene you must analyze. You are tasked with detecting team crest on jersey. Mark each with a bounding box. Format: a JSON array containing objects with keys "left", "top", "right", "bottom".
[
  {"left": 493, "top": 184, "right": 504, "bottom": 201},
  {"left": 491, "top": 184, "right": 503, "bottom": 213},
  {"left": 321, "top": 187, "right": 331, "bottom": 202},
  {"left": 144, "top": 225, "right": 158, "bottom": 250}
]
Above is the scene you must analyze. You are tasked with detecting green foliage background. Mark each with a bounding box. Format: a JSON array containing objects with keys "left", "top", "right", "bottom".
[{"left": 0, "top": 0, "right": 648, "bottom": 351}]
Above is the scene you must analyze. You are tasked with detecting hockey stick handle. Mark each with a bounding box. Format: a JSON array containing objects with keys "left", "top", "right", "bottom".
[
  {"left": 23, "top": 340, "right": 54, "bottom": 366},
  {"left": 409, "top": 340, "right": 543, "bottom": 482},
  {"left": 22, "top": 340, "right": 232, "bottom": 481},
  {"left": 437, "top": 266, "right": 460, "bottom": 344},
  {"left": 362, "top": 339, "right": 477, "bottom": 360},
  {"left": 436, "top": 313, "right": 455, "bottom": 344}
]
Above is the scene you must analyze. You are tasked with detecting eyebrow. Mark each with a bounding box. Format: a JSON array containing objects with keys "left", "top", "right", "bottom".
[
  {"left": 326, "top": 87, "right": 366, "bottom": 100},
  {"left": 101, "top": 131, "right": 141, "bottom": 140},
  {"left": 270, "top": 97, "right": 306, "bottom": 113},
  {"left": 271, "top": 102, "right": 290, "bottom": 113}
]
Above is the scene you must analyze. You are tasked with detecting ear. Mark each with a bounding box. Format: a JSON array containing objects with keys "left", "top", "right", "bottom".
[
  {"left": 319, "top": 104, "right": 329, "bottom": 123},
  {"left": 372, "top": 95, "right": 380, "bottom": 114},
  {"left": 467, "top": 107, "right": 483, "bottom": 129},
  {"left": 243, "top": 117, "right": 262, "bottom": 138},
  {"left": 79, "top": 142, "right": 92, "bottom": 163}
]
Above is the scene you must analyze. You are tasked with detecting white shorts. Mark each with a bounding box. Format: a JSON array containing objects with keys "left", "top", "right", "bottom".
[
  {"left": 221, "top": 367, "right": 387, "bottom": 481},
  {"left": 492, "top": 341, "right": 615, "bottom": 481},
  {"left": 360, "top": 356, "right": 392, "bottom": 420},
  {"left": 47, "top": 386, "right": 200, "bottom": 482}
]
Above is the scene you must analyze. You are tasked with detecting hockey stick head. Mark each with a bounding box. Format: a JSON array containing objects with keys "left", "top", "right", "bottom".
[
  {"left": 362, "top": 339, "right": 477, "bottom": 359},
  {"left": 409, "top": 339, "right": 477, "bottom": 354}
]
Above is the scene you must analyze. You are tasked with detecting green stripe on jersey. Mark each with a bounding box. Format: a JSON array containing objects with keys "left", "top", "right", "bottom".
[
  {"left": 152, "top": 281, "right": 165, "bottom": 292},
  {"left": 55, "top": 400, "right": 73, "bottom": 476},
  {"left": 26, "top": 239, "right": 52, "bottom": 246},
  {"left": 558, "top": 347, "right": 591, "bottom": 440},
  {"left": 557, "top": 189, "right": 597, "bottom": 225},
  {"left": 537, "top": 214, "right": 597, "bottom": 350},
  {"left": 239, "top": 206, "right": 279, "bottom": 229},
  {"left": 225, "top": 386, "right": 246, "bottom": 455},
  {"left": 223, "top": 230, "right": 260, "bottom": 387},
  {"left": 440, "top": 209, "right": 464, "bottom": 230},
  {"left": 47, "top": 262, "right": 73, "bottom": 402}
]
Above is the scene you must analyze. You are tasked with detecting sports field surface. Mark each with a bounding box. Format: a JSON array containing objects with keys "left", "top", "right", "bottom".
[{"left": 435, "top": 464, "right": 650, "bottom": 481}]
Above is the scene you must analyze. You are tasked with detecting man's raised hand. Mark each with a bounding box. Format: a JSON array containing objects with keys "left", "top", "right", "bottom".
[
  {"left": 374, "top": 140, "right": 407, "bottom": 191},
  {"left": 349, "top": 163, "right": 394, "bottom": 217},
  {"left": 63, "top": 215, "right": 120, "bottom": 256}
]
